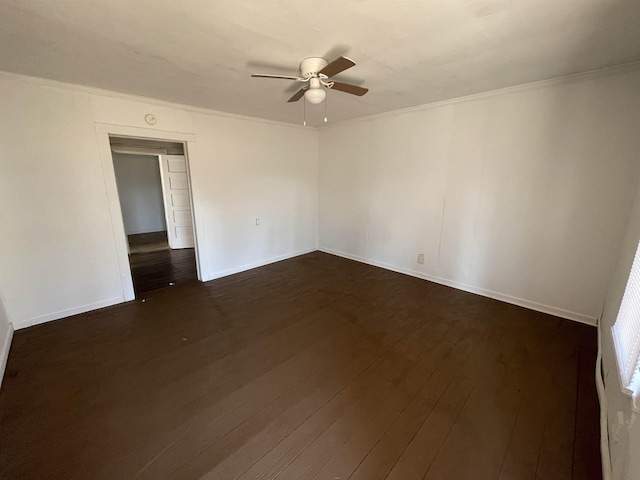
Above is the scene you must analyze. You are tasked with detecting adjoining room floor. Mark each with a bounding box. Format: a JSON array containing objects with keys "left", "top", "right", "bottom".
[
  {"left": 129, "top": 247, "right": 197, "bottom": 295},
  {"left": 0, "top": 252, "right": 601, "bottom": 480},
  {"left": 127, "top": 230, "right": 197, "bottom": 295},
  {"left": 128, "top": 231, "right": 170, "bottom": 255}
]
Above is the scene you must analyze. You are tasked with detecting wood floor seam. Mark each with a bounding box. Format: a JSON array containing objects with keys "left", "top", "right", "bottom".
[{"left": 0, "top": 252, "right": 602, "bottom": 480}]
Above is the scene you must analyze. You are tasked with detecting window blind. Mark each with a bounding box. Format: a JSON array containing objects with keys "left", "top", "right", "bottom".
[{"left": 612, "top": 240, "right": 640, "bottom": 399}]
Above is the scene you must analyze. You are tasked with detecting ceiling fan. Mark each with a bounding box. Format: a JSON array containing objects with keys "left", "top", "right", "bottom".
[{"left": 251, "top": 56, "right": 368, "bottom": 104}]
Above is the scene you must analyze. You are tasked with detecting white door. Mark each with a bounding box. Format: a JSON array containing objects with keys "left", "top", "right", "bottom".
[{"left": 159, "top": 155, "right": 195, "bottom": 249}]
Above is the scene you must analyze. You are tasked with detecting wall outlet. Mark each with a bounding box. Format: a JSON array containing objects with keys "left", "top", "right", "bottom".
[
  {"left": 255, "top": 218, "right": 260, "bottom": 226},
  {"left": 417, "top": 253, "right": 424, "bottom": 264}
]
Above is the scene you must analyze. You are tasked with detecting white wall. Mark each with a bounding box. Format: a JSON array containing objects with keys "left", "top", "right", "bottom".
[
  {"left": 112, "top": 153, "right": 166, "bottom": 235},
  {"left": 0, "top": 73, "right": 318, "bottom": 329},
  {"left": 318, "top": 67, "right": 640, "bottom": 324},
  {"left": 0, "top": 79, "right": 125, "bottom": 328},
  {"left": 189, "top": 113, "right": 318, "bottom": 277},
  {"left": 601, "top": 177, "right": 640, "bottom": 480}
]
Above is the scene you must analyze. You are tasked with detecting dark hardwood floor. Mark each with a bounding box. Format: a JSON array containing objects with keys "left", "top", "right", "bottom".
[
  {"left": 130, "top": 247, "right": 197, "bottom": 295},
  {"left": 0, "top": 252, "right": 601, "bottom": 479}
]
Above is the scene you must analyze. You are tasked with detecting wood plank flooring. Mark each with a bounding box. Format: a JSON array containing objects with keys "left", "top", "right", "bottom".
[
  {"left": 130, "top": 247, "right": 197, "bottom": 295},
  {"left": 0, "top": 252, "right": 602, "bottom": 480}
]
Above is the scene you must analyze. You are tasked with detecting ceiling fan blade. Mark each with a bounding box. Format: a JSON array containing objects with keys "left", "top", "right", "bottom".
[
  {"left": 287, "top": 88, "right": 307, "bottom": 102},
  {"left": 284, "top": 81, "right": 305, "bottom": 93},
  {"left": 251, "top": 74, "right": 301, "bottom": 81},
  {"left": 246, "top": 60, "right": 299, "bottom": 72},
  {"left": 329, "top": 82, "right": 368, "bottom": 96},
  {"left": 319, "top": 56, "right": 356, "bottom": 78},
  {"left": 322, "top": 45, "right": 351, "bottom": 63}
]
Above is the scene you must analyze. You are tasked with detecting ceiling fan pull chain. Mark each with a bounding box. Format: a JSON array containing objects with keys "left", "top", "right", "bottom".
[
  {"left": 303, "top": 98, "right": 307, "bottom": 126},
  {"left": 324, "top": 93, "right": 328, "bottom": 123}
]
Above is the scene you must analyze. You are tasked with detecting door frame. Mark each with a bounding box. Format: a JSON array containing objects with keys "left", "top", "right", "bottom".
[{"left": 95, "top": 123, "right": 202, "bottom": 301}]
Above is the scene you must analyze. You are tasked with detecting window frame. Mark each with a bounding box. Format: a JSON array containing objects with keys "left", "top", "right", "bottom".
[{"left": 611, "top": 240, "right": 640, "bottom": 407}]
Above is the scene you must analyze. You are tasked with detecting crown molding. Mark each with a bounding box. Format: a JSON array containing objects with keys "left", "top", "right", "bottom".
[
  {"left": 0, "top": 70, "right": 310, "bottom": 131},
  {"left": 2, "top": 61, "right": 639, "bottom": 132},
  {"left": 319, "top": 61, "right": 640, "bottom": 130}
]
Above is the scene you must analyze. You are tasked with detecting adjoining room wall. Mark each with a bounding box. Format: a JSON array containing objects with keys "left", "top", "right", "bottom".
[
  {"left": 112, "top": 153, "right": 166, "bottom": 235},
  {"left": 318, "top": 66, "right": 640, "bottom": 324},
  {"left": 0, "top": 73, "right": 318, "bottom": 329}
]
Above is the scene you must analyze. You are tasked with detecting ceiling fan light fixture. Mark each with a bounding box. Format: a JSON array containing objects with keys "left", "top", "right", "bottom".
[
  {"left": 252, "top": 55, "right": 367, "bottom": 106},
  {"left": 304, "top": 88, "right": 326, "bottom": 104}
]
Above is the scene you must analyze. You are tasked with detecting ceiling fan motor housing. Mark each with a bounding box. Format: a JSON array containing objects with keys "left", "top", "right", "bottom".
[{"left": 300, "top": 57, "right": 329, "bottom": 78}]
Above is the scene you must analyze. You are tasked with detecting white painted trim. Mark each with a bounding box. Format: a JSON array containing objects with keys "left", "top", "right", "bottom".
[
  {"left": 319, "top": 62, "right": 640, "bottom": 130},
  {"left": 319, "top": 247, "right": 597, "bottom": 326},
  {"left": 596, "top": 320, "right": 613, "bottom": 480},
  {"left": 95, "top": 124, "right": 205, "bottom": 300},
  {"left": 207, "top": 248, "right": 317, "bottom": 281},
  {"left": 13, "top": 297, "right": 124, "bottom": 330},
  {"left": 95, "top": 127, "right": 136, "bottom": 301},
  {"left": 8, "top": 249, "right": 315, "bottom": 329},
  {"left": 1, "top": 63, "right": 639, "bottom": 132},
  {"left": 0, "top": 71, "right": 309, "bottom": 130},
  {"left": 94, "top": 123, "right": 196, "bottom": 142},
  {"left": 0, "top": 325, "right": 14, "bottom": 388}
]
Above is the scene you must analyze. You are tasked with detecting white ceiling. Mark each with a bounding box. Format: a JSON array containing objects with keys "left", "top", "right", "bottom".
[{"left": 1, "top": 0, "right": 640, "bottom": 126}]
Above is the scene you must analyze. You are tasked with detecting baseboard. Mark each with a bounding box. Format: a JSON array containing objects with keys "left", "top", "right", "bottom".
[
  {"left": 11, "top": 249, "right": 316, "bottom": 329},
  {"left": 126, "top": 228, "right": 167, "bottom": 236},
  {"left": 0, "top": 325, "right": 14, "bottom": 388},
  {"left": 206, "top": 248, "right": 317, "bottom": 281},
  {"left": 13, "top": 296, "right": 125, "bottom": 330},
  {"left": 319, "top": 247, "right": 597, "bottom": 326}
]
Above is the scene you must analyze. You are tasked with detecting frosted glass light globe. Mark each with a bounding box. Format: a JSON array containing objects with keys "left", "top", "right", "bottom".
[{"left": 304, "top": 88, "right": 326, "bottom": 104}]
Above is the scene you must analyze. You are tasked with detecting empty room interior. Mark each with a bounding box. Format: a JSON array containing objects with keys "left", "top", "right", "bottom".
[{"left": 1, "top": 1, "right": 640, "bottom": 479}]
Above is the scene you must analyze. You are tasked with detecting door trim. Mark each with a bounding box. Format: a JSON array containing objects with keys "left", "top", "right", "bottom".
[{"left": 95, "top": 123, "right": 202, "bottom": 301}]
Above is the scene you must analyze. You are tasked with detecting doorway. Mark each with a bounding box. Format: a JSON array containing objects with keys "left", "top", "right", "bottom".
[{"left": 110, "top": 137, "right": 197, "bottom": 296}]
